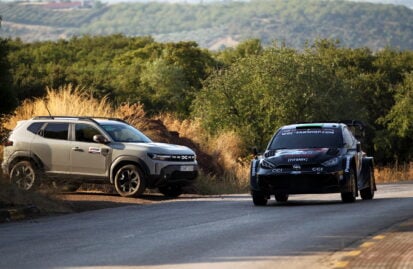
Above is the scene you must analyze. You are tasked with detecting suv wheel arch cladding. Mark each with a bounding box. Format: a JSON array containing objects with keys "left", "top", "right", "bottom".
[
  {"left": 7, "top": 151, "right": 44, "bottom": 175},
  {"left": 109, "top": 157, "right": 149, "bottom": 185}
]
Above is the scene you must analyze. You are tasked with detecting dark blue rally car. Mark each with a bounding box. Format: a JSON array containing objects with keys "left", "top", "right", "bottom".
[{"left": 250, "top": 121, "right": 376, "bottom": 205}]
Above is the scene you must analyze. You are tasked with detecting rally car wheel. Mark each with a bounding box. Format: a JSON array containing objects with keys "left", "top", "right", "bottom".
[{"left": 252, "top": 191, "right": 268, "bottom": 206}]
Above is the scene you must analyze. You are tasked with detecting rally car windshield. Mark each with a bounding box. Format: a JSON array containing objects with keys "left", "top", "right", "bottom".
[{"left": 269, "top": 128, "right": 343, "bottom": 149}]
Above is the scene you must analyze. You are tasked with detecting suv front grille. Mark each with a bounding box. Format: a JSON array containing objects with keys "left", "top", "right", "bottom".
[{"left": 148, "top": 153, "right": 196, "bottom": 162}]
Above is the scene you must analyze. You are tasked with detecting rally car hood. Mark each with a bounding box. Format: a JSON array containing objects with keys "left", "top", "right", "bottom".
[{"left": 264, "top": 148, "right": 341, "bottom": 165}]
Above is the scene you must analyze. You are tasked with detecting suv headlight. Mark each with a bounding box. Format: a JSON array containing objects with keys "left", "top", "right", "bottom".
[
  {"left": 322, "top": 157, "right": 340, "bottom": 167},
  {"left": 260, "top": 159, "right": 276, "bottom": 169},
  {"left": 148, "top": 153, "right": 172, "bottom": 161}
]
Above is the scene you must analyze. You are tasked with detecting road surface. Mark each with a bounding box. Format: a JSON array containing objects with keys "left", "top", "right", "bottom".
[{"left": 1, "top": 183, "right": 413, "bottom": 269}]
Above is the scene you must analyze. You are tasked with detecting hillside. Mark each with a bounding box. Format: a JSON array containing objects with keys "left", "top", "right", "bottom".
[{"left": 1, "top": 0, "right": 413, "bottom": 50}]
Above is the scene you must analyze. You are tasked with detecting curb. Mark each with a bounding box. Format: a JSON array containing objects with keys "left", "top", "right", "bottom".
[
  {"left": 332, "top": 218, "right": 413, "bottom": 268},
  {"left": 0, "top": 205, "right": 40, "bottom": 223}
]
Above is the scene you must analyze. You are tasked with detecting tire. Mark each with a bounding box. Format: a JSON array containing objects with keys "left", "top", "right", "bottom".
[
  {"left": 114, "top": 164, "right": 146, "bottom": 197},
  {"left": 360, "top": 167, "right": 375, "bottom": 200},
  {"left": 159, "top": 185, "right": 183, "bottom": 198},
  {"left": 9, "top": 160, "right": 40, "bottom": 191},
  {"left": 252, "top": 191, "right": 268, "bottom": 206},
  {"left": 275, "top": 193, "right": 289, "bottom": 202},
  {"left": 341, "top": 167, "right": 357, "bottom": 203}
]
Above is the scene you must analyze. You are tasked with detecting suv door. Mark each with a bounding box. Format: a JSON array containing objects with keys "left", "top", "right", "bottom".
[
  {"left": 70, "top": 123, "right": 111, "bottom": 177},
  {"left": 31, "top": 122, "right": 72, "bottom": 174}
]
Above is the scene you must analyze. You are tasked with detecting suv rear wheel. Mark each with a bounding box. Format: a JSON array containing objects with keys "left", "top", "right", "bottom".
[
  {"left": 114, "top": 164, "right": 146, "bottom": 197},
  {"left": 9, "top": 160, "right": 40, "bottom": 191}
]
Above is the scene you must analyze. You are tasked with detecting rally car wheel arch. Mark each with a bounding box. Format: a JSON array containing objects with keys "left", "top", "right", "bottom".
[{"left": 360, "top": 166, "right": 375, "bottom": 200}]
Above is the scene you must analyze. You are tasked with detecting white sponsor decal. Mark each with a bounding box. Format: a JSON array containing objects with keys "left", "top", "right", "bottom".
[
  {"left": 88, "top": 147, "right": 101, "bottom": 154},
  {"left": 288, "top": 158, "right": 308, "bottom": 162}
]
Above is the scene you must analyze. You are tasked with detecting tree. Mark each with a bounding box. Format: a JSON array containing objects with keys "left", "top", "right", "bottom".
[
  {"left": 192, "top": 45, "right": 360, "bottom": 150},
  {"left": 377, "top": 72, "right": 413, "bottom": 162},
  {"left": 0, "top": 37, "right": 18, "bottom": 114}
]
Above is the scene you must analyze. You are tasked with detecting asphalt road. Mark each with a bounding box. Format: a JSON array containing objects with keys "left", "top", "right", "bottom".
[{"left": 1, "top": 183, "right": 413, "bottom": 269}]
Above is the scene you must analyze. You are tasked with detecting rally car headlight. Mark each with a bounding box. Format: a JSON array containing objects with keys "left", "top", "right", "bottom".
[
  {"left": 322, "top": 157, "right": 340, "bottom": 167},
  {"left": 260, "top": 159, "right": 276, "bottom": 169}
]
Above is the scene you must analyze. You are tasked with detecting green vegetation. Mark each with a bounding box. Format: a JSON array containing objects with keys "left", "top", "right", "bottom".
[
  {"left": 4, "top": 36, "right": 216, "bottom": 117},
  {"left": 1, "top": 0, "right": 413, "bottom": 50},
  {"left": 1, "top": 35, "right": 413, "bottom": 167}
]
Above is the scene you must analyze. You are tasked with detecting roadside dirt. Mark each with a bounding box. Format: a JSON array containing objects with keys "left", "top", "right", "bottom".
[
  {"left": 57, "top": 191, "right": 201, "bottom": 213},
  {"left": 0, "top": 182, "right": 205, "bottom": 223}
]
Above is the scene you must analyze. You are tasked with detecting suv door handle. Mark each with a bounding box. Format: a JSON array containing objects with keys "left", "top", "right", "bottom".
[{"left": 72, "top": 147, "right": 83, "bottom": 152}]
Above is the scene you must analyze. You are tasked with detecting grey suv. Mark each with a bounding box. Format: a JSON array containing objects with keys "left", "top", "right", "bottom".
[{"left": 2, "top": 116, "right": 198, "bottom": 197}]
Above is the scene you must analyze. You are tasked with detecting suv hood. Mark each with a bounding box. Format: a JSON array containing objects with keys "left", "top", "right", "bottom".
[
  {"left": 121, "top": 142, "right": 195, "bottom": 155},
  {"left": 264, "top": 148, "right": 340, "bottom": 165}
]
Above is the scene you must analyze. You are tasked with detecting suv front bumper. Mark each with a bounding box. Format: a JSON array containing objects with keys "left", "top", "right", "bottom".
[{"left": 149, "top": 164, "right": 198, "bottom": 188}]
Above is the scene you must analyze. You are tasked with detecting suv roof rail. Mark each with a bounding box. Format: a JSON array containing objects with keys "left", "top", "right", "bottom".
[{"left": 32, "top": 116, "right": 127, "bottom": 124}]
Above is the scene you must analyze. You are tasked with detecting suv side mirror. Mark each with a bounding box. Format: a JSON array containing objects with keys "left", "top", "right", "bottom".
[{"left": 93, "top": 134, "right": 109, "bottom": 144}]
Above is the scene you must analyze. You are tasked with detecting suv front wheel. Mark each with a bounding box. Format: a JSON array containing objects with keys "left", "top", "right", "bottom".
[
  {"left": 9, "top": 160, "right": 40, "bottom": 191},
  {"left": 114, "top": 164, "right": 146, "bottom": 197}
]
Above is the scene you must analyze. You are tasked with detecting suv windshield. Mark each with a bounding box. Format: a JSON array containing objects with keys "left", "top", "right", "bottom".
[
  {"left": 101, "top": 123, "right": 152, "bottom": 143},
  {"left": 269, "top": 127, "right": 343, "bottom": 149}
]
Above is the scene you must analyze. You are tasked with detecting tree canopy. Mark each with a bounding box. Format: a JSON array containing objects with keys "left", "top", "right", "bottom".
[{"left": 1, "top": 35, "right": 413, "bottom": 164}]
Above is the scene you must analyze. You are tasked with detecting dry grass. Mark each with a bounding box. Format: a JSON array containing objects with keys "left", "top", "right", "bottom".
[
  {"left": 158, "top": 113, "right": 251, "bottom": 192},
  {"left": 375, "top": 163, "right": 413, "bottom": 183},
  {"left": 3, "top": 84, "right": 117, "bottom": 130}
]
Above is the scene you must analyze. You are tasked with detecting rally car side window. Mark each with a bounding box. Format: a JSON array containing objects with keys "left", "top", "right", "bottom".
[{"left": 343, "top": 127, "right": 356, "bottom": 148}]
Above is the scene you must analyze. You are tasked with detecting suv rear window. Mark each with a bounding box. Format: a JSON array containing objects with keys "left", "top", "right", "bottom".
[
  {"left": 27, "top": 122, "right": 44, "bottom": 134},
  {"left": 269, "top": 127, "right": 343, "bottom": 149}
]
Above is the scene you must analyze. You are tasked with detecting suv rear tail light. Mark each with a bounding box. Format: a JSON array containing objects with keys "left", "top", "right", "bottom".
[{"left": 4, "top": 140, "right": 13, "bottom": 147}]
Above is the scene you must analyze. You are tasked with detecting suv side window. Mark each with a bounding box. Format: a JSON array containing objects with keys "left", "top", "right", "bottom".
[
  {"left": 43, "top": 123, "right": 69, "bottom": 140},
  {"left": 75, "top": 123, "right": 101, "bottom": 143}
]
